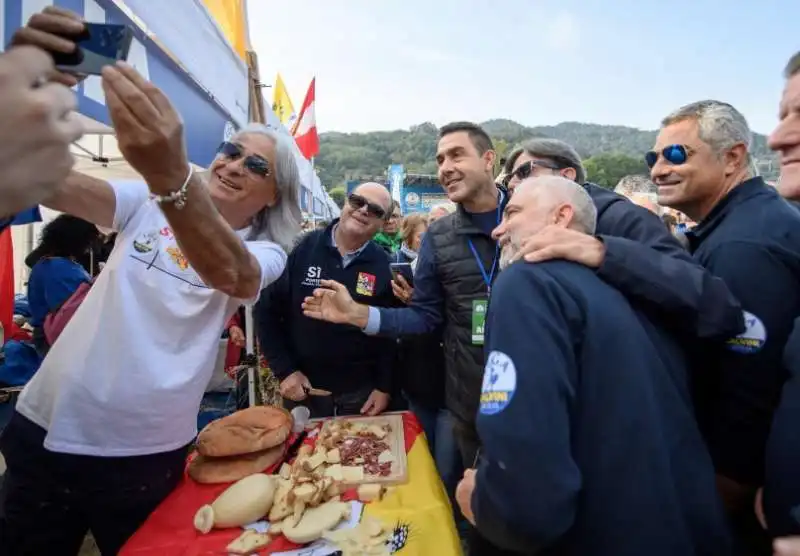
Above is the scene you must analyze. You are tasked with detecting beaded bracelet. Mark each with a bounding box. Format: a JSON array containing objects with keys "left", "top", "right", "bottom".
[{"left": 150, "top": 167, "right": 194, "bottom": 210}]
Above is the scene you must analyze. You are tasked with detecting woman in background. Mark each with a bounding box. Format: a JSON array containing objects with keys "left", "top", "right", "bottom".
[{"left": 25, "top": 215, "right": 99, "bottom": 357}]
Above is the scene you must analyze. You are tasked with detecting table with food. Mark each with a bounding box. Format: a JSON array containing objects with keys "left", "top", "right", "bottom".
[{"left": 121, "top": 407, "right": 462, "bottom": 555}]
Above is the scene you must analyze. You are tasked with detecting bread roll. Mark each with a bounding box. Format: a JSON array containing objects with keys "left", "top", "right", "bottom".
[
  {"left": 196, "top": 406, "right": 293, "bottom": 457},
  {"left": 188, "top": 444, "right": 285, "bottom": 484}
]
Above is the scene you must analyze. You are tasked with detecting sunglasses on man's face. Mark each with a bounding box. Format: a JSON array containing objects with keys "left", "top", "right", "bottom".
[
  {"left": 348, "top": 194, "right": 387, "bottom": 219},
  {"left": 645, "top": 144, "right": 693, "bottom": 169},
  {"left": 504, "top": 159, "right": 562, "bottom": 186},
  {"left": 217, "top": 142, "right": 271, "bottom": 177}
]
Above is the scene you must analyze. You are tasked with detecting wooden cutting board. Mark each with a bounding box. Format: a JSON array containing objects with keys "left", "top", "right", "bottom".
[{"left": 311, "top": 413, "right": 408, "bottom": 485}]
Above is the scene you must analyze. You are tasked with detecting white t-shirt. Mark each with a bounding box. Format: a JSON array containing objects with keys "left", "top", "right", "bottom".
[{"left": 16, "top": 180, "right": 287, "bottom": 456}]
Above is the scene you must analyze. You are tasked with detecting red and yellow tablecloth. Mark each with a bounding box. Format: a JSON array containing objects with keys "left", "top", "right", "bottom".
[{"left": 121, "top": 411, "right": 462, "bottom": 555}]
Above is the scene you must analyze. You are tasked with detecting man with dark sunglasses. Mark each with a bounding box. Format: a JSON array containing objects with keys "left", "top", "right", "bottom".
[
  {"left": 652, "top": 99, "right": 800, "bottom": 555},
  {"left": 257, "top": 182, "right": 399, "bottom": 419}
]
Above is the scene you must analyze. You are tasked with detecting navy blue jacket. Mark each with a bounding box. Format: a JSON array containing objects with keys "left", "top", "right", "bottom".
[
  {"left": 376, "top": 184, "right": 742, "bottom": 342},
  {"left": 473, "top": 260, "right": 731, "bottom": 555},
  {"left": 686, "top": 177, "right": 800, "bottom": 485},
  {"left": 765, "top": 319, "right": 800, "bottom": 537},
  {"left": 391, "top": 250, "right": 446, "bottom": 409},
  {"left": 256, "top": 224, "right": 397, "bottom": 394}
]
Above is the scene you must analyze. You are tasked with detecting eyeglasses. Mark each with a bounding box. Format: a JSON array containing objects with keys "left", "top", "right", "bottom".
[
  {"left": 645, "top": 144, "right": 694, "bottom": 169},
  {"left": 503, "top": 159, "right": 562, "bottom": 186},
  {"left": 348, "top": 194, "right": 387, "bottom": 219},
  {"left": 216, "top": 142, "right": 271, "bottom": 177}
]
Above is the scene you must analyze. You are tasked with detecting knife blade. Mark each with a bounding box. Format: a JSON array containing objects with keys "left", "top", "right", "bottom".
[{"left": 303, "top": 385, "right": 332, "bottom": 397}]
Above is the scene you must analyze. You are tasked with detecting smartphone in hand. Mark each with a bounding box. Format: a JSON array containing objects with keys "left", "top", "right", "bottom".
[
  {"left": 53, "top": 23, "right": 134, "bottom": 76},
  {"left": 390, "top": 262, "right": 414, "bottom": 286}
]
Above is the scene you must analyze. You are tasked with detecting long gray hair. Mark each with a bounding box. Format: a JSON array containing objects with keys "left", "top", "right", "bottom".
[{"left": 223, "top": 123, "right": 303, "bottom": 252}]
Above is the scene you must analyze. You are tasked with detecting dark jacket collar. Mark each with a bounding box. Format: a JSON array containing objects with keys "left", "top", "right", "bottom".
[
  {"left": 454, "top": 185, "right": 508, "bottom": 236},
  {"left": 687, "top": 177, "right": 773, "bottom": 248}
]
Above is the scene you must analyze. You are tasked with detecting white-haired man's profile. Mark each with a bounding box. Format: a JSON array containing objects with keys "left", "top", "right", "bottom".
[{"left": 493, "top": 175, "right": 597, "bottom": 270}]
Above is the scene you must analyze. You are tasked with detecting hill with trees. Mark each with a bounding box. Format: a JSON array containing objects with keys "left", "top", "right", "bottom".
[{"left": 317, "top": 119, "right": 778, "bottom": 206}]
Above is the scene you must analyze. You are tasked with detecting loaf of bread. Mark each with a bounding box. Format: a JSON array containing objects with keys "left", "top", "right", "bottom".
[
  {"left": 196, "top": 406, "right": 293, "bottom": 457},
  {"left": 188, "top": 444, "right": 286, "bottom": 484}
]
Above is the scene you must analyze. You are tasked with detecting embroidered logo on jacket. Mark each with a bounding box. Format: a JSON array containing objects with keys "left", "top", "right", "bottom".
[{"left": 356, "top": 272, "right": 376, "bottom": 296}]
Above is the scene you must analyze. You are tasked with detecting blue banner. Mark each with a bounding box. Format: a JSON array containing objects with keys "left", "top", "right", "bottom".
[
  {"left": 3, "top": 0, "right": 234, "bottom": 168},
  {"left": 11, "top": 207, "right": 42, "bottom": 225},
  {"left": 388, "top": 164, "right": 405, "bottom": 206}
]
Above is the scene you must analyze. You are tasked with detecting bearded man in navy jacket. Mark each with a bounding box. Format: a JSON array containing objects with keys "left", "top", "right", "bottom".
[
  {"left": 256, "top": 182, "right": 397, "bottom": 417},
  {"left": 455, "top": 175, "right": 731, "bottom": 555}
]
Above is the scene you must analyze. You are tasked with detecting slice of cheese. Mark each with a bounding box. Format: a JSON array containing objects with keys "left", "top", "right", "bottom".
[
  {"left": 340, "top": 465, "right": 365, "bottom": 483},
  {"left": 357, "top": 483, "right": 385, "bottom": 502},
  {"left": 226, "top": 529, "right": 271, "bottom": 554},
  {"left": 326, "top": 448, "right": 341, "bottom": 464},
  {"left": 324, "top": 463, "right": 343, "bottom": 481}
]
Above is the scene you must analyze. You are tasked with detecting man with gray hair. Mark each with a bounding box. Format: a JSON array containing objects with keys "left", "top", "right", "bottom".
[
  {"left": 497, "top": 175, "right": 597, "bottom": 269},
  {"left": 454, "top": 175, "right": 730, "bottom": 555},
  {"left": 651, "top": 99, "right": 800, "bottom": 552},
  {"left": 501, "top": 137, "right": 743, "bottom": 342},
  {"left": 762, "top": 51, "right": 800, "bottom": 547},
  {"left": 769, "top": 51, "right": 800, "bottom": 202}
]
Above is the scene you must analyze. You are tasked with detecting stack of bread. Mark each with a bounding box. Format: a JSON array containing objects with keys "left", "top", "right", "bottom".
[{"left": 188, "top": 406, "right": 294, "bottom": 484}]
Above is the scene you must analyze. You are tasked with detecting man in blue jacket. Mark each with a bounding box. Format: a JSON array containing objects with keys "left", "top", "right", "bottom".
[
  {"left": 455, "top": 175, "right": 731, "bottom": 555},
  {"left": 651, "top": 99, "right": 800, "bottom": 554},
  {"left": 256, "top": 182, "right": 397, "bottom": 417},
  {"left": 759, "top": 51, "right": 800, "bottom": 547}
]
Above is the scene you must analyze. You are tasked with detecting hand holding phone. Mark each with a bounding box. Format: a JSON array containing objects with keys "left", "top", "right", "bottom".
[
  {"left": 390, "top": 262, "right": 414, "bottom": 285},
  {"left": 53, "top": 23, "right": 133, "bottom": 76},
  {"left": 12, "top": 6, "right": 133, "bottom": 80},
  {"left": 10, "top": 6, "right": 86, "bottom": 86},
  {"left": 390, "top": 263, "right": 414, "bottom": 304}
]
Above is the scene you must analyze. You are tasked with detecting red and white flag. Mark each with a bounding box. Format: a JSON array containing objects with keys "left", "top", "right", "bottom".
[{"left": 292, "top": 78, "right": 319, "bottom": 159}]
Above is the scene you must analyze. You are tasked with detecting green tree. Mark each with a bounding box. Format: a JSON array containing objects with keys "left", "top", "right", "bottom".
[
  {"left": 328, "top": 185, "right": 346, "bottom": 209},
  {"left": 316, "top": 120, "right": 775, "bottom": 190},
  {"left": 584, "top": 153, "right": 649, "bottom": 190},
  {"left": 493, "top": 138, "right": 510, "bottom": 176}
]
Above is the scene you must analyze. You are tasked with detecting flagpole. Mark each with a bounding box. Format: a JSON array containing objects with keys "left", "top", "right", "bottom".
[
  {"left": 310, "top": 157, "right": 316, "bottom": 225},
  {"left": 243, "top": 2, "right": 259, "bottom": 408}
]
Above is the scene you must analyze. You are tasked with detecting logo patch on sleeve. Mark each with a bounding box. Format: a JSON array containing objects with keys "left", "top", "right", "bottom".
[
  {"left": 480, "top": 351, "right": 517, "bottom": 415},
  {"left": 356, "top": 272, "right": 376, "bottom": 296},
  {"left": 726, "top": 310, "right": 767, "bottom": 354}
]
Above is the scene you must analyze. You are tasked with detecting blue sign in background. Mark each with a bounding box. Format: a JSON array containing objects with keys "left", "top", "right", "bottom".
[
  {"left": 3, "top": 0, "right": 233, "bottom": 168},
  {"left": 401, "top": 184, "right": 449, "bottom": 214}
]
